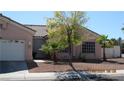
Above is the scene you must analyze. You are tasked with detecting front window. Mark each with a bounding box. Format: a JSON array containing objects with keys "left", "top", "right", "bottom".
[{"left": 82, "top": 42, "right": 95, "bottom": 53}]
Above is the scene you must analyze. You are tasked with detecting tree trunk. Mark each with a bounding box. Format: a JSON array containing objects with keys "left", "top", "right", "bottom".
[
  {"left": 103, "top": 42, "right": 106, "bottom": 61},
  {"left": 67, "top": 30, "right": 72, "bottom": 65},
  {"left": 53, "top": 51, "right": 57, "bottom": 65}
]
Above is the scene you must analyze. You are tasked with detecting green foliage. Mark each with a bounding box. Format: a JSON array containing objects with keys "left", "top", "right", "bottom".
[
  {"left": 41, "top": 16, "right": 68, "bottom": 54},
  {"left": 105, "top": 40, "right": 114, "bottom": 48},
  {"left": 42, "top": 40, "right": 67, "bottom": 54},
  {"left": 96, "top": 35, "right": 108, "bottom": 44},
  {"left": 110, "top": 38, "right": 119, "bottom": 46},
  {"left": 96, "top": 35, "right": 114, "bottom": 48},
  {"left": 121, "top": 27, "right": 124, "bottom": 31},
  {"left": 122, "top": 43, "right": 124, "bottom": 48},
  {"left": 53, "top": 11, "right": 88, "bottom": 46},
  {"left": 41, "top": 11, "right": 88, "bottom": 56}
]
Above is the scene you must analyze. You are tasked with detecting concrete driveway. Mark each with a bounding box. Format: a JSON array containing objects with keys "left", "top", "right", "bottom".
[
  {"left": 0, "top": 61, "right": 28, "bottom": 74},
  {"left": 122, "top": 54, "right": 124, "bottom": 58}
]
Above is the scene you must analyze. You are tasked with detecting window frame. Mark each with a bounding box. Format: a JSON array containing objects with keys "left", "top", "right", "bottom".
[{"left": 82, "top": 42, "right": 95, "bottom": 53}]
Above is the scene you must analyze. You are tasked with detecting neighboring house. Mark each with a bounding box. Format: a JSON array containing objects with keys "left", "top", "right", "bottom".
[
  {"left": 0, "top": 14, "right": 35, "bottom": 61},
  {"left": 26, "top": 25, "right": 102, "bottom": 60}
]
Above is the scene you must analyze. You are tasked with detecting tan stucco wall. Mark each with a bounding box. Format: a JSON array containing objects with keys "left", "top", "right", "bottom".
[
  {"left": 57, "top": 28, "right": 102, "bottom": 59},
  {"left": 0, "top": 21, "right": 34, "bottom": 61},
  {"left": 57, "top": 39, "right": 101, "bottom": 59},
  {"left": 73, "top": 39, "right": 101, "bottom": 59}
]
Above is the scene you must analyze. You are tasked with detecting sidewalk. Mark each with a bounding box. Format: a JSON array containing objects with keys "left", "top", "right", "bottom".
[
  {"left": 1, "top": 70, "right": 124, "bottom": 80},
  {"left": 0, "top": 71, "right": 57, "bottom": 81}
]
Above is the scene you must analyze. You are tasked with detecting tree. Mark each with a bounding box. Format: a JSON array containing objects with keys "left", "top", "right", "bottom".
[
  {"left": 51, "top": 11, "right": 88, "bottom": 64},
  {"left": 96, "top": 35, "right": 109, "bottom": 61},
  {"left": 110, "top": 38, "right": 119, "bottom": 46},
  {"left": 42, "top": 41, "right": 66, "bottom": 64},
  {"left": 122, "top": 27, "right": 124, "bottom": 31},
  {"left": 41, "top": 11, "right": 87, "bottom": 64},
  {"left": 41, "top": 18, "right": 68, "bottom": 64}
]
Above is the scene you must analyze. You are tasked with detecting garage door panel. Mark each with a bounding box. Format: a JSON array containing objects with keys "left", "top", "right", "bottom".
[{"left": 0, "top": 40, "right": 25, "bottom": 61}]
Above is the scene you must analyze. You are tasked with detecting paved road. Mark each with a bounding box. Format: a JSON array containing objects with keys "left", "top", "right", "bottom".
[
  {"left": 0, "top": 61, "right": 28, "bottom": 74},
  {"left": 109, "top": 75, "right": 124, "bottom": 80},
  {"left": 95, "top": 74, "right": 124, "bottom": 81}
]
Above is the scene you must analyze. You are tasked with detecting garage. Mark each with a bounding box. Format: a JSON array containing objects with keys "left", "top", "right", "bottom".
[
  {"left": 0, "top": 14, "right": 36, "bottom": 61},
  {"left": 0, "top": 40, "right": 25, "bottom": 61}
]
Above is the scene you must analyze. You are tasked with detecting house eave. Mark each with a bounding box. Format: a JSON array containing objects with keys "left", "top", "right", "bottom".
[{"left": 0, "top": 14, "right": 36, "bottom": 35}]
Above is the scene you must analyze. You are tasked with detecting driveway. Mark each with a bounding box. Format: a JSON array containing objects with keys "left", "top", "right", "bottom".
[
  {"left": 0, "top": 61, "right": 28, "bottom": 74},
  {"left": 122, "top": 54, "right": 124, "bottom": 58}
]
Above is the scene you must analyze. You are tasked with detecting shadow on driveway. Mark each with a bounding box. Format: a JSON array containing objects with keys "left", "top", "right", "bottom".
[
  {"left": 103, "top": 58, "right": 124, "bottom": 64},
  {"left": 0, "top": 61, "right": 29, "bottom": 73},
  {"left": 27, "top": 61, "right": 38, "bottom": 70}
]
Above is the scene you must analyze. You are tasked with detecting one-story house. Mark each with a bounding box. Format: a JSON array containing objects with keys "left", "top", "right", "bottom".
[
  {"left": 26, "top": 25, "right": 102, "bottom": 60},
  {"left": 0, "top": 14, "right": 102, "bottom": 61},
  {"left": 0, "top": 14, "right": 35, "bottom": 61}
]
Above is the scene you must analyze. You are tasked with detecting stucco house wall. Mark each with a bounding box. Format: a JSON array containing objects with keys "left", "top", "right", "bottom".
[
  {"left": 56, "top": 28, "right": 102, "bottom": 59},
  {"left": 26, "top": 24, "right": 102, "bottom": 60},
  {"left": 0, "top": 15, "right": 35, "bottom": 61},
  {"left": 33, "top": 36, "right": 49, "bottom": 59},
  {"left": 57, "top": 40, "right": 101, "bottom": 60},
  {"left": 26, "top": 25, "right": 48, "bottom": 59}
]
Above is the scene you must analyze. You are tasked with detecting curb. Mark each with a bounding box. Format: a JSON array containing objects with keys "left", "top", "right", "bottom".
[{"left": 1, "top": 70, "right": 124, "bottom": 80}]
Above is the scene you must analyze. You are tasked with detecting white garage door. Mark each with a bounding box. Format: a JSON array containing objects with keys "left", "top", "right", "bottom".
[{"left": 0, "top": 40, "right": 25, "bottom": 61}]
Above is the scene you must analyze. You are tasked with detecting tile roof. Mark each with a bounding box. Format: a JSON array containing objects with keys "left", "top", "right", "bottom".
[
  {"left": 25, "top": 25, "right": 47, "bottom": 36},
  {"left": 25, "top": 25, "right": 100, "bottom": 38},
  {"left": 0, "top": 14, "right": 100, "bottom": 37},
  {"left": 0, "top": 14, "right": 36, "bottom": 34}
]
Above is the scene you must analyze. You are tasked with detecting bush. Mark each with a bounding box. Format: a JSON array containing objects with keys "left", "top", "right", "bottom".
[{"left": 79, "top": 53, "right": 86, "bottom": 62}]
